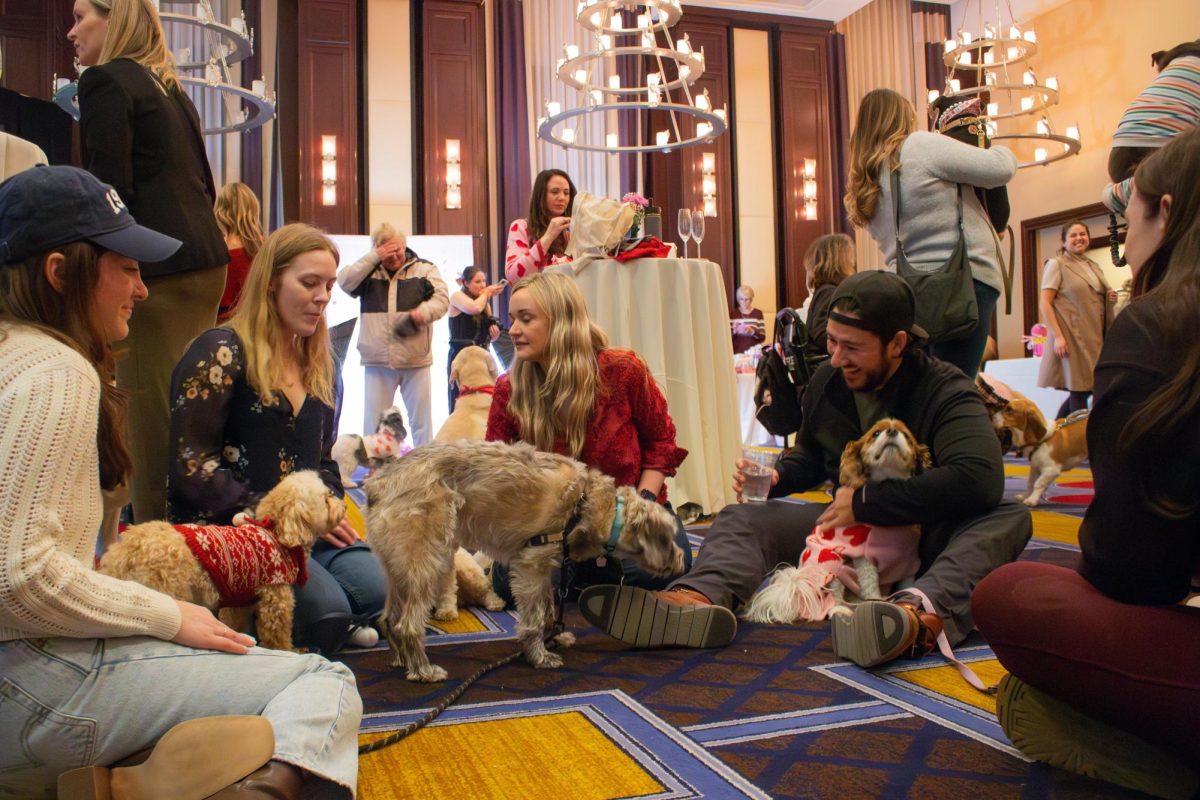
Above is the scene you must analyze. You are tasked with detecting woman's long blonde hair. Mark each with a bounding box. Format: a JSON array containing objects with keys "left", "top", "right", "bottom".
[
  {"left": 805, "top": 233, "right": 856, "bottom": 290},
  {"left": 844, "top": 88, "right": 917, "bottom": 227},
  {"left": 214, "top": 182, "right": 264, "bottom": 262},
  {"left": 507, "top": 272, "right": 607, "bottom": 458},
  {"left": 92, "top": 0, "right": 179, "bottom": 90},
  {"left": 228, "top": 224, "right": 338, "bottom": 407}
]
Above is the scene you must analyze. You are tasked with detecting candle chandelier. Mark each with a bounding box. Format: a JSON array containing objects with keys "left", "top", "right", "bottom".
[
  {"left": 537, "top": 0, "right": 728, "bottom": 154},
  {"left": 932, "top": 0, "right": 1079, "bottom": 168},
  {"left": 53, "top": 0, "right": 275, "bottom": 136}
]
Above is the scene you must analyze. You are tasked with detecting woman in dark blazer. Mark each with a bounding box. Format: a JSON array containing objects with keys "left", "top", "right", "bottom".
[{"left": 70, "top": 0, "right": 229, "bottom": 522}]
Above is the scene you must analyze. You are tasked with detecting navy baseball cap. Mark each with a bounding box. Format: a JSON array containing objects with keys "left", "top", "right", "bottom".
[
  {"left": 829, "top": 271, "right": 928, "bottom": 342},
  {"left": 0, "top": 165, "right": 181, "bottom": 266}
]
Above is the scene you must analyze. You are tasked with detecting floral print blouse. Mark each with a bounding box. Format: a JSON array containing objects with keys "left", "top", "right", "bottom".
[{"left": 166, "top": 328, "right": 343, "bottom": 525}]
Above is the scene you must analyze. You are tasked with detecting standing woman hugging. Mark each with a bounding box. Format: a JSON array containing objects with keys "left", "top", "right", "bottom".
[
  {"left": 486, "top": 272, "right": 693, "bottom": 600},
  {"left": 505, "top": 169, "right": 576, "bottom": 283},
  {"left": 168, "top": 224, "right": 387, "bottom": 655},
  {"left": 844, "top": 88, "right": 1016, "bottom": 378},
  {"left": 69, "top": 0, "right": 230, "bottom": 522},
  {"left": 1037, "top": 221, "right": 1115, "bottom": 418}
]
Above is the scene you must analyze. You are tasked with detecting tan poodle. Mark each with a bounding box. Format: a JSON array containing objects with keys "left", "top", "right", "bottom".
[
  {"left": 365, "top": 440, "right": 684, "bottom": 682},
  {"left": 435, "top": 346, "right": 499, "bottom": 443},
  {"left": 99, "top": 471, "right": 345, "bottom": 651}
]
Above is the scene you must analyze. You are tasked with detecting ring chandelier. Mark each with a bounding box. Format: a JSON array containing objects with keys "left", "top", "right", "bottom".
[
  {"left": 536, "top": 0, "right": 728, "bottom": 154},
  {"left": 930, "top": 0, "right": 1079, "bottom": 168},
  {"left": 53, "top": 0, "right": 275, "bottom": 136}
]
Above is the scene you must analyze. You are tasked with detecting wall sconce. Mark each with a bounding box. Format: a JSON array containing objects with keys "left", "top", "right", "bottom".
[
  {"left": 701, "top": 152, "right": 717, "bottom": 217},
  {"left": 802, "top": 158, "right": 817, "bottom": 221},
  {"left": 320, "top": 135, "right": 337, "bottom": 207},
  {"left": 445, "top": 139, "right": 462, "bottom": 210}
]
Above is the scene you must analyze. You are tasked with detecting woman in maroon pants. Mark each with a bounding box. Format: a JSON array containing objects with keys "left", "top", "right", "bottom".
[{"left": 973, "top": 128, "right": 1200, "bottom": 798}]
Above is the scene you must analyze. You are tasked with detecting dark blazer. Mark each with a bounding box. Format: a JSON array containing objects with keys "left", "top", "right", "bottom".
[
  {"left": 804, "top": 283, "right": 837, "bottom": 361},
  {"left": 79, "top": 58, "right": 227, "bottom": 278}
]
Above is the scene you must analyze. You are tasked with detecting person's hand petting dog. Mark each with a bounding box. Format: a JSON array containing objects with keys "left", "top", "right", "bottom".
[
  {"left": 171, "top": 600, "right": 256, "bottom": 654},
  {"left": 732, "top": 458, "right": 779, "bottom": 503},
  {"left": 815, "top": 486, "right": 858, "bottom": 534},
  {"left": 323, "top": 518, "right": 360, "bottom": 549}
]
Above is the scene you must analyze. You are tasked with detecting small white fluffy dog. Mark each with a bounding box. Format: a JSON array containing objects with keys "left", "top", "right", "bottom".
[
  {"left": 435, "top": 346, "right": 499, "bottom": 443},
  {"left": 100, "top": 471, "right": 345, "bottom": 651},
  {"left": 331, "top": 405, "right": 409, "bottom": 487},
  {"left": 365, "top": 439, "right": 685, "bottom": 682},
  {"left": 743, "top": 419, "right": 929, "bottom": 624}
]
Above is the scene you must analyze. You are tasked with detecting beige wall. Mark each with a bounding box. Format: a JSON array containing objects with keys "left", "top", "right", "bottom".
[
  {"left": 732, "top": 28, "right": 779, "bottom": 324},
  {"left": 998, "top": 0, "right": 1200, "bottom": 356},
  {"left": 365, "top": 0, "right": 414, "bottom": 234}
]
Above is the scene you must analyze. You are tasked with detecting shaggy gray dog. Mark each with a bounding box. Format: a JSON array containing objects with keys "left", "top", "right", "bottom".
[{"left": 365, "top": 440, "right": 684, "bottom": 682}]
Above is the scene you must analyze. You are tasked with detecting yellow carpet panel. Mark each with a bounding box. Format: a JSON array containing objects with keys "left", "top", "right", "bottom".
[
  {"left": 1029, "top": 510, "right": 1082, "bottom": 545},
  {"left": 891, "top": 659, "right": 1010, "bottom": 713},
  {"left": 358, "top": 710, "right": 664, "bottom": 800},
  {"left": 428, "top": 609, "right": 490, "bottom": 634}
]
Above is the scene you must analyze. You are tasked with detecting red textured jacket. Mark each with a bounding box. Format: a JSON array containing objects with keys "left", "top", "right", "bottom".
[
  {"left": 178, "top": 520, "right": 308, "bottom": 607},
  {"left": 486, "top": 349, "right": 687, "bottom": 501}
]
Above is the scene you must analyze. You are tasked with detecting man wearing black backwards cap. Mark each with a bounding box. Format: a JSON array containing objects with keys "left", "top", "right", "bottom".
[{"left": 581, "top": 272, "right": 1032, "bottom": 669}]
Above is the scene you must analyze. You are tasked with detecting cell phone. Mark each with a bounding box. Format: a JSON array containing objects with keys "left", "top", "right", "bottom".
[{"left": 498, "top": 278, "right": 509, "bottom": 287}]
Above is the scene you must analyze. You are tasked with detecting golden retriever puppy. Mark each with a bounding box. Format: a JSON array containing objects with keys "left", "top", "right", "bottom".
[
  {"left": 99, "top": 471, "right": 345, "bottom": 651},
  {"left": 435, "top": 346, "right": 499, "bottom": 443},
  {"left": 365, "top": 440, "right": 684, "bottom": 682},
  {"left": 743, "top": 419, "right": 930, "bottom": 623}
]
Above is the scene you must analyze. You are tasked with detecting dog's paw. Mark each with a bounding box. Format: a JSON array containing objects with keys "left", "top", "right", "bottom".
[
  {"left": 829, "top": 604, "right": 853, "bottom": 618},
  {"left": 432, "top": 605, "right": 458, "bottom": 622},
  {"left": 552, "top": 631, "right": 576, "bottom": 649},
  {"left": 1021, "top": 496, "right": 1039, "bottom": 507},
  {"left": 407, "top": 664, "right": 448, "bottom": 683},
  {"left": 482, "top": 593, "right": 507, "bottom": 612},
  {"left": 532, "top": 651, "right": 564, "bottom": 670}
]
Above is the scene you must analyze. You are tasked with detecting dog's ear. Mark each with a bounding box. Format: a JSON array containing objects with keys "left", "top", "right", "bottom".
[
  {"left": 839, "top": 435, "right": 869, "bottom": 488},
  {"left": 1023, "top": 405, "right": 1048, "bottom": 446},
  {"left": 449, "top": 356, "right": 462, "bottom": 389},
  {"left": 487, "top": 353, "right": 499, "bottom": 383},
  {"left": 915, "top": 443, "right": 933, "bottom": 473}
]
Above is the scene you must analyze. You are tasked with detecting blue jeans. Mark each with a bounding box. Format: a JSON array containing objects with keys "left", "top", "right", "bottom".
[
  {"left": 294, "top": 540, "right": 387, "bottom": 652},
  {"left": 491, "top": 505, "right": 694, "bottom": 605},
  {"left": 926, "top": 281, "right": 1000, "bottom": 379},
  {"left": 0, "top": 637, "right": 360, "bottom": 798}
]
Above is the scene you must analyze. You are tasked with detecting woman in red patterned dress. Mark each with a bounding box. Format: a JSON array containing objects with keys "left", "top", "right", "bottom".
[
  {"left": 504, "top": 169, "right": 576, "bottom": 283},
  {"left": 486, "top": 271, "right": 692, "bottom": 598}
]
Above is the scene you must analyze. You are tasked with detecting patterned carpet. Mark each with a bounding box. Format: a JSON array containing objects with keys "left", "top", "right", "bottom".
[{"left": 340, "top": 457, "right": 1148, "bottom": 799}]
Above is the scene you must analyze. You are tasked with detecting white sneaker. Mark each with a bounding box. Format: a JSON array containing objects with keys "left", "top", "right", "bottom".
[{"left": 347, "top": 625, "right": 379, "bottom": 648}]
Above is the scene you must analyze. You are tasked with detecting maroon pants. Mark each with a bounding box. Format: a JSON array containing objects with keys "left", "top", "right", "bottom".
[{"left": 973, "top": 561, "right": 1200, "bottom": 764}]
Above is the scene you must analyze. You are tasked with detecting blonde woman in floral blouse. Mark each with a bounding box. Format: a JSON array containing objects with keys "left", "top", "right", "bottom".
[{"left": 167, "top": 223, "right": 386, "bottom": 654}]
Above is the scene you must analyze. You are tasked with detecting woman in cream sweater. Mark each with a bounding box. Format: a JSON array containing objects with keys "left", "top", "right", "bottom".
[{"left": 0, "top": 166, "right": 360, "bottom": 800}]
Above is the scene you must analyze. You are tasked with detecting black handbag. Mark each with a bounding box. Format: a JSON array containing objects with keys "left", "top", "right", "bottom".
[{"left": 891, "top": 169, "right": 979, "bottom": 342}]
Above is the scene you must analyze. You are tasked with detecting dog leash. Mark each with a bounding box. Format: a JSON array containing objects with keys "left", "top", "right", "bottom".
[{"left": 359, "top": 496, "right": 587, "bottom": 756}]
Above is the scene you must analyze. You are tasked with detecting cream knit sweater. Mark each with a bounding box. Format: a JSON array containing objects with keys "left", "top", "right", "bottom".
[{"left": 0, "top": 325, "right": 181, "bottom": 642}]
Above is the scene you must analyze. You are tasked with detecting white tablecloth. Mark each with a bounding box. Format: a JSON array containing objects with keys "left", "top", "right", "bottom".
[
  {"left": 983, "top": 357, "right": 1068, "bottom": 423},
  {"left": 736, "top": 371, "right": 780, "bottom": 446},
  {"left": 555, "top": 257, "right": 742, "bottom": 513}
]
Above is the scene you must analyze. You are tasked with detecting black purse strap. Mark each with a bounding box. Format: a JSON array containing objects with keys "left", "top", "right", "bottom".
[{"left": 891, "top": 167, "right": 964, "bottom": 264}]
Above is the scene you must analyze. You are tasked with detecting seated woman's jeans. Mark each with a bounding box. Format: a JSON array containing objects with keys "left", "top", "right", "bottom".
[{"left": 490, "top": 504, "right": 694, "bottom": 606}]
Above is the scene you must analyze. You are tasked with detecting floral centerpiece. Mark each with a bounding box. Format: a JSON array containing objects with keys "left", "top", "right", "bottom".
[{"left": 622, "top": 192, "right": 649, "bottom": 238}]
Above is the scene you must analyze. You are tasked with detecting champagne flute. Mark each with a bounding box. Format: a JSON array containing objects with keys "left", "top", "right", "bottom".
[
  {"left": 691, "top": 209, "right": 706, "bottom": 260},
  {"left": 677, "top": 208, "right": 692, "bottom": 259}
]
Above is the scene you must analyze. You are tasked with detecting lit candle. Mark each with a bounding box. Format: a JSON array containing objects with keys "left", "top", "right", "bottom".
[
  {"left": 1036, "top": 119, "right": 1049, "bottom": 135},
  {"left": 546, "top": 101, "right": 561, "bottom": 117},
  {"left": 230, "top": 16, "right": 247, "bottom": 36},
  {"left": 1023, "top": 70, "right": 1035, "bottom": 86},
  {"left": 959, "top": 51, "right": 973, "bottom": 65},
  {"left": 678, "top": 65, "right": 691, "bottom": 79},
  {"left": 987, "top": 102, "right": 999, "bottom": 117},
  {"left": 696, "top": 122, "right": 712, "bottom": 138},
  {"left": 714, "top": 107, "right": 726, "bottom": 123},
  {"left": 677, "top": 35, "right": 692, "bottom": 56},
  {"left": 606, "top": 133, "right": 619, "bottom": 148},
  {"left": 1023, "top": 29, "right": 1037, "bottom": 43},
  {"left": 589, "top": 89, "right": 603, "bottom": 106},
  {"left": 983, "top": 23, "right": 996, "bottom": 39},
  {"left": 562, "top": 128, "right": 575, "bottom": 143},
  {"left": 598, "top": 34, "right": 612, "bottom": 51},
  {"left": 647, "top": 72, "right": 661, "bottom": 88},
  {"left": 647, "top": 88, "right": 660, "bottom": 107},
  {"left": 656, "top": 130, "right": 670, "bottom": 147},
  {"left": 608, "top": 75, "right": 621, "bottom": 90},
  {"left": 985, "top": 71, "right": 997, "bottom": 86},
  {"left": 1045, "top": 75, "right": 1059, "bottom": 91},
  {"left": 1009, "top": 26, "right": 1021, "bottom": 39},
  {"left": 637, "top": 14, "right": 650, "bottom": 29},
  {"left": 589, "top": 10, "right": 601, "bottom": 27},
  {"left": 983, "top": 50, "right": 994, "bottom": 65},
  {"left": 944, "top": 39, "right": 957, "bottom": 53},
  {"left": 1007, "top": 46, "right": 1019, "bottom": 60},
  {"left": 573, "top": 69, "right": 588, "bottom": 84},
  {"left": 252, "top": 78, "right": 266, "bottom": 97},
  {"left": 642, "top": 32, "right": 655, "bottom": 48},
  {"left": 1020, "top": 96, "right": 1034, "bottom": 112},
  {"left": 960, "top": 30, "right": 973, "bottom": 44},
  {"left": 564, "top": 44, "right": 579, "bottom": 60},
  {"left": 1066, "top": 125, "right": 1080, "bottom": 141},
  {"left": 949, "top": 78, "right": 961, "bottom": 93},
  {"left": 696, "top": 91, "right": 711, "bottom": 111},
  {"left": 1034, "top": 147, "right": 1048, "bottom": 162},
  {"left": 928, "top": 89, "right": 940, "bottom": 104}
]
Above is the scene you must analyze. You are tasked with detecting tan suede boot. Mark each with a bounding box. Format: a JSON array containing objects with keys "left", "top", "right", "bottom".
[{"left": 206, "top": 761, "right": 305, "bottom": 799}]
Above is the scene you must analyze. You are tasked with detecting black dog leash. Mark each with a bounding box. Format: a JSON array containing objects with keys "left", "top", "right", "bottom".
[{"left": 358, "top": 497, "right": 585, "bottom": 755}]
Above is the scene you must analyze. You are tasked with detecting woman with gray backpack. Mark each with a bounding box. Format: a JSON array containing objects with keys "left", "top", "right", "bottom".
[{"left": 844, "top": 88, "right": 1017, "bottom": 378}]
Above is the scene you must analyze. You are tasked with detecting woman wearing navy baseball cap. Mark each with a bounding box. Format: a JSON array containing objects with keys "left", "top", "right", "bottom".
[{"left": 0, "top": 166, "right": 361, "bottom": 800}]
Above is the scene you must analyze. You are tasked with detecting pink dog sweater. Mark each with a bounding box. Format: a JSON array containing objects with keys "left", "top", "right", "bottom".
[
  {"left": 796, "top": 523, "right": 921, "bottom": 619},
  {"left": 177, "top": 519, "right": 308, "bottom": 607}
]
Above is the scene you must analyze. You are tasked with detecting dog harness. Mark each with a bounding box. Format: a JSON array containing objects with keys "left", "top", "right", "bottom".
[
  {"left": 791, "top": 523, "right": 922, "bottom": 620},
  {"left": 1018, "top": 409, "right": 1089, "bottom": 459},
  {"left": 177, "top": 518, "right": 309, "bottom": 607},
  {"left": 457, "top": 385, "right": 495, "bottom": 398}
]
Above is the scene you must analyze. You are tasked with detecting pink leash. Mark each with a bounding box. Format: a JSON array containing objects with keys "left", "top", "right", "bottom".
[{"left": 898, "top": 587, "right": 996, "bottom": 694}]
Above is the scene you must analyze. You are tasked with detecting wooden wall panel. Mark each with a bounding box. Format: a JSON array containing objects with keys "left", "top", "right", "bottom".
[
  {"left": 0, "top": 0, "right": 75, "bottom": 100},
  {"left": 297, "top": 0, "right": 360, "bottom": 232},
  {"left": 418, "top": 0, "right": 488, "bottom": 268},
  {"left": 776, "top": 28, "right": 834, "bottom": 309},
  {"left": 646, "top": 21, "right": 736, "bottom": 308}
]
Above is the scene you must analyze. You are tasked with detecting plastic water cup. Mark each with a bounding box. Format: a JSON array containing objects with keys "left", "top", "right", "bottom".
[{"left": 741, "top": 447, "right": 780, "bottom": 503}]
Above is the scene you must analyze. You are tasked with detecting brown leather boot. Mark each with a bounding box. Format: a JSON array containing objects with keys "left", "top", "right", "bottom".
[
  {"left": 206, "top": 761, "right": 305, "bottom": 799},
  {"left": 830, "top": 599, "right": 943, "bottom": 667}
]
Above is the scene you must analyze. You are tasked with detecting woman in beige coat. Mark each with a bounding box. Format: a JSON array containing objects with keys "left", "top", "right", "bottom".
[{"left": 1037, "top": 221, "right": 1116, "bottom": 418}]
